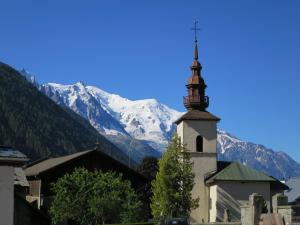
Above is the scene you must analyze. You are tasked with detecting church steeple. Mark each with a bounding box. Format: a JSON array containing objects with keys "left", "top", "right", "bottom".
[
  {"left": 176, "top": 22, "right": 220, "bottom": 224},
  {"left": 194, "top": 39, "right": 198, "bottom": 60},
  {"left": 183, "top": 21, "right": 209, "bottom": 111}
]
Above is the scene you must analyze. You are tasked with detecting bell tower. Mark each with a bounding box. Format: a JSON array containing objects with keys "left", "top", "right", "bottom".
[
  {"left": 183, "top": 35, "right": 209, "bottom": 111},
  {"left": 175, "top": 22, "right": 220, "bottom": 223}
]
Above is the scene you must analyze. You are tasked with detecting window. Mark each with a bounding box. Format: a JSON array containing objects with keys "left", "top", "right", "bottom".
[{"left": 196, "top": 135, "right": 203, "bottom": 152}]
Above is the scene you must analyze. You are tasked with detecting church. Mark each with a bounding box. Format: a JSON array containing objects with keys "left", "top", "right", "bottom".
[{"left": 175, "top": 29, "right": 288, "bottom": 223}]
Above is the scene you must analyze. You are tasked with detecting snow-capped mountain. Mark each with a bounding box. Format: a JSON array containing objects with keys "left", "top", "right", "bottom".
[
  {"left": 39, "top": 81, "right": 300, "bottom": 179},
  {"left": 217, "top": 130, "right": 300, "bottom": 180},
  {"left": 41, "top": 82, "right": 182, "bottom": 152}
]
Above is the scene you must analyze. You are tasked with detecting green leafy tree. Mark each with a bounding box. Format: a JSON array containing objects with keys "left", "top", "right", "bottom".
[
  {"left": 50, "top": 168, "right": 141, "bottom": 225},
  {"left": 151, "top": 135, "right": 199, "bottom": 219}
]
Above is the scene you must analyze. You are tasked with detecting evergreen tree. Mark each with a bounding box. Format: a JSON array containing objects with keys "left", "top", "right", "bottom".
[
  {"left": 137, "top": 156, "right": 159, "bottom": 220},
  {"left": 138, "top": 156, "right": 159, "bottom": 180},
  {"left": 151, "top": 135, "right": 199, "bottom": 219}
]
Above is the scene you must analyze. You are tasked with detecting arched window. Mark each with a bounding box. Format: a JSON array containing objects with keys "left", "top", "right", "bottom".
[{"left": 196, "top": 135, "right": 203, "bottom": 152}]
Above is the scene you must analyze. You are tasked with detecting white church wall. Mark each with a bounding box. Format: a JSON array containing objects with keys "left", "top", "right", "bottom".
[
  {"left": 217, "top": 181, "right": 270, "bottom": 207},
  {"left": 177, "top": 122, "right": 184, "bottom": 144},
  {"left": 190, "top": 155, "right": 217, "bottom": 223},
  {"left": 177, "top": 119, "right": 218, "bottom": 223},
  {"left": 209, "top": 181, "right": 272, "bottom": 222},
  {"left": 213, "top": 183, "right": 242, "bottom": 222},
  {"left": 210, "top": 184, "right": 218, "bottom": 222},
  {"left": 181, "top": 120, "right": 217, "bottom": 153}
]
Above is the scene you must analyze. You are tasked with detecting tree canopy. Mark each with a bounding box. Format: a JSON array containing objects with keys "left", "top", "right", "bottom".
[
  {"left": 137, "top": 156, "right": 159, "bottom": 220},
  {"left": 151, "top": 135, "right": 199, "bottom": 219},
  {"left": 138, "top": 156, "right": 159, "bottom": 180},
  {"left": 50, "top": 168, "right": 141, "bottom": 225}
]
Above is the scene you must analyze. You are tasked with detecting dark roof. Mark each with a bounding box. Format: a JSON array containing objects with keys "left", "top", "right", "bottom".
[
  {"left": 24, "top": 149, "right": 148, "bottom": 184},
  {"left": 25, "top": 150, "right": 94, "bottom": 176},
  {"left": 175, "top": 110, "right": 220, "bottom": 124},
  {"left": 285, "top": 177, "right": 300, "bottom": 202},
  {"left": 0, "top": 146, "right": 28, "bottom": 166},
  {"left": 206, "top": 161, "right": 289, "bottom": 190}
]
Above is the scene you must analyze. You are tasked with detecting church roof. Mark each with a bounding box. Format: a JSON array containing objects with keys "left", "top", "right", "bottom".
[
  {"left": 207, "top": 162, "right": 274, "bottom": 182},
  {"left": 174, "top": 110, "right": 220, "bottom": 124},
  {"left": 206, "top": 162, "right": 289, "bottom": 190}
]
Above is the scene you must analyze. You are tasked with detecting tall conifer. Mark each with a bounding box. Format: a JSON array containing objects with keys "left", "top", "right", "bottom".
[{"left": 151, "top": 135, "right": 199, "bottom": 219}]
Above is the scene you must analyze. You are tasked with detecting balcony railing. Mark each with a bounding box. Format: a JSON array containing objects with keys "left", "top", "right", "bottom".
[{"left": 183, "top": 95, "right": 209, "bottom": 109}]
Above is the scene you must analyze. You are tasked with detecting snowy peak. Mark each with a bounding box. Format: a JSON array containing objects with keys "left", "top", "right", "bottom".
[
  {"left": 41, "top": 82, "right": 182, "bottom": 151},
  {"left": 41, "top": 82, "right": 128, "bottom": 136},
  {"left": 40, "top": 81, "right": 300, "bottom": 179},
  {"left": 217, "top": 129, "right": 243, "bottom": 154},
  {"left": 217, "top": 130, "right": 300, "bottom": 179}
]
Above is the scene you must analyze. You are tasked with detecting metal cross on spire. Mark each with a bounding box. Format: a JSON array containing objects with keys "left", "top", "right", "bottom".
[
  {"left": 191, "top": 20, "right": 200, "bottom": 43},
  {"left": 191, "top": 20, "right": 200, "bottom": 60}
]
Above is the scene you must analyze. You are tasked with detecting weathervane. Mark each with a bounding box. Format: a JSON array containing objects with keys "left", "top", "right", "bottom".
[{"left": 191, "top": 20, "right": 200, "bottom": 43}]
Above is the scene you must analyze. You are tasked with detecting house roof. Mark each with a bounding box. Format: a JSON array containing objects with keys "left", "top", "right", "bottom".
[
  {"left": 24, "top": 149, "right": 146, "bottom": 184},
  {"left": 206, "top": 162, "right": 289, "bottom": 190},
  {"left": 0, "top": 146, "right": 29, "bottom": 166},
  {"left": 14, "top": 167, "right": 29, "bottom": 187},
  {"left": 25, "top": 149, "right": 95, "bottom": 176},
  {"left": 285, "top": 177, "right": 300, "bottom": 202},
  {"left": 24, "top": 149, "right": 148, "bottom": 189},
  {"left": 174, "top": 110, "right": 220, "bottom": 124}
]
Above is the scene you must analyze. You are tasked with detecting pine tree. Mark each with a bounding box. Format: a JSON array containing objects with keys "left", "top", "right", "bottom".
[
  {"left": 151, "top": 135, "right": 199, "bottom": 219},
  {"left": 137, "top": 156, "right": 159, "bottom": 220}
]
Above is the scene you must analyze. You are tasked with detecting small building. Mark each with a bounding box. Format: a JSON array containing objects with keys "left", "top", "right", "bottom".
[
  {"left": 25, "top": 148, "right": 148, "bottom": 213},
  {"left": 0, "top": 145, "right": 49, "bottom": 225},
  {"left": 175, "top": 30, "right": 288, "bottom": 223},
  {"left": 0, "top": 146, "right": 28, "bottom": 225}
]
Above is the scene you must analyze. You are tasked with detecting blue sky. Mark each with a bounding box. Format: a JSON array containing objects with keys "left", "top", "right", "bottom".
[{"left": 1, "top": 0, "right": 300, "bottom": 161}]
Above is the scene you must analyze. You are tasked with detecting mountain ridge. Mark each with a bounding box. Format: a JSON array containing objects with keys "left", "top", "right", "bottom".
[
  {"left": 0, "top": 62, "right": 131, "bottom": 166},
  {"left": 216, "top": 129, "right": 300, "bottom": 179},
  {"left": 40, "top": 82, "right": 163, "bottom": 162},
  {"left": 39, "top": 80, "right": 300, "bottom": 179}
]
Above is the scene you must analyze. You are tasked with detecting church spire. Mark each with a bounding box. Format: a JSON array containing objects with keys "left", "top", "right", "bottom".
[
  {"left": 183, "top": 21, "right": 209, "bottom": 111},
  {"left": 193, "top": 21, "right": 199, "bottom": 60},
  {"left": 194, "top": 40, "right": 198, "bottom": 60}
]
